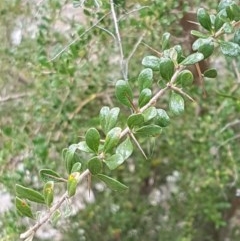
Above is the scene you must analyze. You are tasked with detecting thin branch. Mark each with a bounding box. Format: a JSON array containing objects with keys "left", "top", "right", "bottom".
[
  {"left": 96, "top": 26, "right": 116, "bottom": 40},
  {"left": 220, "top": 119, "right": 240, "bottom": 133},
  {"left": 118, "top": 6, "right": 150, "bottom": 21},
  {"left": 109, "top": 0, "right": 126, "bottom": 80},
  {"left": 49, "top": 12, "right": 111, "bottom": 61},
  {"left": 170, "top": 85, "right": 195, "bottom": 102},
  {"left": 0, "top": 93, "right": 31, "bottom": 102}
]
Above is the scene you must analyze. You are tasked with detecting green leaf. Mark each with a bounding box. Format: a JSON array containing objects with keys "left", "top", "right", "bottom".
[
  {"left": 135, "top": 125, "right": 162, "bottom": 137},
  {"left": 176, "top": 70, "right": 194, "bottom": 87},
  {"left": 142, "top": 106, "right": 157, "bottom": 122},
  {"left": 191, "top": 30, "right": 209, "bottom": 39},
  {"left": 180, "top": 53, "right": 204, "bottom": 66},
  {"left": 226, "top": 4, "right": 240, "bottom": 21},
  {"left": 105, "top": 154, "right": 124, "bottom": 170},
  {"left": 116, "top": 137, "right": 133, "bottom": 160},
  {"left": 142, "top": 56, "right": 161, "bottom": 71},
  {"left": 138, "top": 88, "right": 152, "bottom": 108},
  {"left": 155, "top": 109, "right": 170, "bottom": 127},
  {"left": 127, "top": 113, "right": 145, "bottom": 129},
  {"left": 162, "top": 32, "right": 171, "bottom": 50},
  {"left": 204, "top": 68, "right": 218, "bottom": 78},
  {"left": 103, "top": 127, "right": 122, "bottom": 153},
  {"left": 43, "top": 181, "right": 54, "bottom": 207},
  {"left": 159, "top": 58, "right": 175, "bottom": 81},
  {"left": 85, "top": 128, "right": 100, "bottom": 153},
  {"left": 88, "top": 156, "right": 102, "bottom": 175},
  {"left": 214, "top": 13, "right": 225, "bottom": 31},
  {"left": 223, "top": 22, "right": 234, "bottom": 33},
  {"left": 15, "top": 197, "right": 34, "bottom": 219},
  {"left": 16, "top": 184, "right": 45, "bottom": 204},
  {"left": 197, "top": 8, "right": 212, "bottom": 31},
  {"left": 138, "top": 68, "right": 153, "bottom": 91},
  {"left": 218, "top": 0, "right": 234, "bottom": 12},
  {"left": 63, "top": 144, "right": 82, "bottom": 174},
  {"left": 169, "top": 92, "right": 185, "bottom": 115},
  {"left": 71, "top": 162, "right": 82, "bottom": 173},
  {"left": 99, "top": 106, "right": 120, "bottom": 134},
  {"left": 220, "top": 41, "right": 240, "bottom": 57},
  {"left": 39, "top": 169, "right": 64, "bottom": 183},
  {"left": 96, "top": 174, "right": 128, "bottom": 191},
  {"left": 76, "top": 141, "right": 93, "bottom": 153},
  {"left": 67, "top": 172, "right": 80, "bottom": 197},
  {"left": 50, "top": 210, "right": 62, "bottom": 226},
  {"left": 234, "top": 29, "right": 240, "bottom": 45},
  {"left": 192, "top": 38, "right": 214, "bottom": 58},
  {"left": 115, "top": 80, "right": 133, "bottom": 108}
]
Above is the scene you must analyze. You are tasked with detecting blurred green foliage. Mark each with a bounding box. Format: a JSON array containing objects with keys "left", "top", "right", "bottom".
[{"left": 0, "top": 0, "right": 240, "bottom": 240}]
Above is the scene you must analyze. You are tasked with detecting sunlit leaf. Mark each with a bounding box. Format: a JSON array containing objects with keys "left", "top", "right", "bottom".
[
  {"left": 127, "top": 113, "right": 144, "bottom": 129},
  {"left": 169, "top": 92, "right": 185, "bottom": 115},
  {"left": 116, "top": 137, "right": 133, "bottom": 160},
  {"left": 115, "top": 80, "right": 133, "bottom": 108},
  {"left": 85, "top": 128, "right": 100, "bottom": 153},
  {"left": 16, "top": 197, "right": 34, "bottom": 219},
  {"left": 103, "top": 127, "right": 122, "bottom": 153},
  {"left": 39, "top": 169, "right": 64, "bottom": 183},
  {"left": 105, "top": 154, "right": 124, "bottom": 170},
  {"left": 142, "top": 56, "right": 161, "bottom": 71},
  {"left": 138, "top": 88, "right": 152, "bottom": 108},
  {"left": 138, "top": 68, "right": 153, "bottom": 91}
]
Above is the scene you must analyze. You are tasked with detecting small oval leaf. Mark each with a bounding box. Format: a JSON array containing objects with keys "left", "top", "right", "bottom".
[
  {"left": 138, "top": 68, "right": 153, "bottom": 91},
  {"left": 96, "top": 174, "right": 128, "bottom": 191},
  {"left": 142, "top": 56, "right": 161, "bottom": 71},
  {"left": 203, "top": 68, "right": 218, "bottom": 78},
  {"left": 197, "top": 8, "right": 212, "bottom": 31},
  {"left": 162, "top": 32, "right": 171, "bottom": 50},
  {"left": 135, "top": 125, "right": 162, "bottom": 137},
  {"left": 142, "top": 106, "right": 157, "bottom": 122},
  {"left": 127, "top": 113, "right": 145, "bottom": 129},
  {"left": 176, "top": 70, "right": 194, "bottom": 87},
  {"left": 16, "top": 184, "right": 45, "bottom": 204},
  {"left": 99, "top": 106, "right": 120, "bottom": 134},
  {"left": 115, "top": 80, "right": 133, "bottom": 108},
  {"left": 138, "top": 88, "right": 152, "bottom": 108},
  {"left": 169, "top": 92, "right": 185, "bottom": 115},
  {"left": 85, "top": 128, "right": 100, "bottom": 153},
  {"left": 155, "top": 109, "right": 170, "bottom": 127},
  {"left": 220, "top": 41, "right": 240, "bottom": 57},
  {"left": 180, "top": 53, "right": 204, "bottom": 66},
  {"left": 43, "top": 181, "right": 54, "bottom": 207},
  {"left": 67, "top": 172, "right": 80, "bottom": 197},
  {"left": 88, "top": 157, "right": 102, "bottom": 175},
  {"left": 105, "top": 154, "right": 124, "bottom": 170},
  {"left": 116, "top": 137, "right": 133, "bottom": 161},
  {"left": 103, "top": 127, "right": 122, "bottom": 153},
  {"left": 71, "top": 162, "right": 82, "bottom": 173},
  {"left": 159, "top": 58, "right": 175, "bottom": 81}
]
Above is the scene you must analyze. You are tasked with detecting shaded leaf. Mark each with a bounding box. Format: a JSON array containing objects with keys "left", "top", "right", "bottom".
[
  {"left": 159, "top": 58, "right": 175, "bottom": 81},
  {"left": 138, "top": 88, "right": 152, "bottom": 108},
  {"left": 76, "top": 141, "right": 92, "bottom": 153},
  {"left": 85, "top": 128, "right": 100, "bottom": 153},
  {"left": 88, "top": 156, "right": 102, "bottom": 175},
  {"left": 96, "top": 174, "right": 128, "bottom": 191},
  {"left": 115, "top": 80, "right": 133, "bottom": 108},
  {"left": 204, "top": 69, "right": 218, "bottom": 78},
  {"left": 176, "top": 70, "right": 194, "bottom": 87},
  {"left": 67, "top": 172, "right": 80, "bottom": 197},
  {"left": 71, "top": 162, "right": 82, "bottom": 173}
]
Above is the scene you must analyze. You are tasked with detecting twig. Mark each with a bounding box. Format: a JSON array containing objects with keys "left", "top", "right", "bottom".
[
  {"left": 49, "top": 12, "right": 111, "bottom": 61},
  {"left": 109, "top": 0, "right": 126, "bottom": 80},
  {"left": 220, "top": 119, "right": 240, "bottom": 133},
  {"left": 129, "top": 132, "right": 148, "bottom": 159},
  {"left": 170, "top": 85, "right": 195, "bottom": 102},
  {"left": 118, "top": 6, "right": 150, "bottom": 21},
  {"left": 0, "top": 93, "right": 31, "bottom": 103}
]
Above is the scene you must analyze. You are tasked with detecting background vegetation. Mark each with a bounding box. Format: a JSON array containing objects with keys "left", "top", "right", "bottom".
[{"left": 0, "top": 0, "right": 240, "bottom": 240}]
